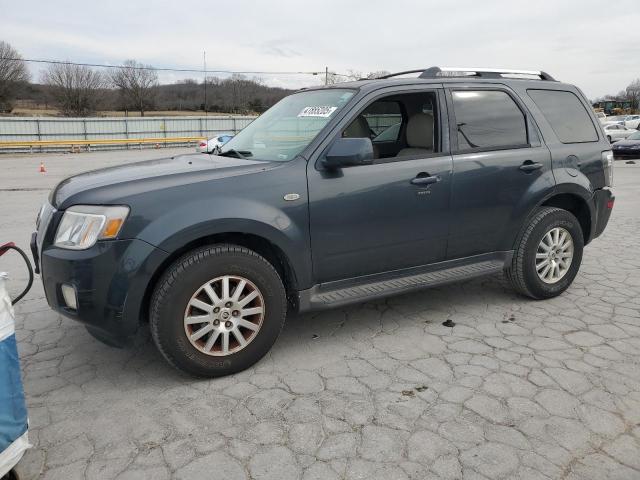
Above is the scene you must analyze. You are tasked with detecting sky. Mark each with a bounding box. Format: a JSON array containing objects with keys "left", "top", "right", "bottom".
[{"left": 1, "top": 0, "right": 639, "bottom": 99}]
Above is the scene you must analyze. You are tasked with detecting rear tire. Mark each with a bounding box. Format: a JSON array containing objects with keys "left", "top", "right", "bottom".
[
  {"left": 150, "top": 244, "right": 287, "bottom": 377},
  {"left": 506, "top": 207, "right": 584, "bottom": 299}
]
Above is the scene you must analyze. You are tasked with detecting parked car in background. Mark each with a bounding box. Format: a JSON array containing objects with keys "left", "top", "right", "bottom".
[
  {"left": 623, "top": 115, "right": 640, "bottom": 130},
  {"left": 196, "top": 134, "right": 234, "bottom": 153},
  {"left": 604, "top": 116, "right": 626, "bottom": 126},
  {"left": 603, "top": 123, "right": 635, "bottom": 142},
  {"left": 595, "top": 111, "right": 607, "bottom": 123},
  {"left": 612, "top": 130, "right": 640, "bottom": 159}
]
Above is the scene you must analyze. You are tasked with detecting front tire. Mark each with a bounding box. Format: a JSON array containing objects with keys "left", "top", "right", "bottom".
[
  {"left": 506, "top": 207, "right": 584, "bottom": 299},
  {"left": 150, "top": 245, "right": 287, "bottom": 377}
]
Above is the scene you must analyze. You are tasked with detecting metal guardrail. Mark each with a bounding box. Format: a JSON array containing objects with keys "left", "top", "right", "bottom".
[
  {"left": 0, "top": 116, "right": 256, "bottom": 153},
  {"left": 0, "top": 136, "right": 206, "bottom": 153}
]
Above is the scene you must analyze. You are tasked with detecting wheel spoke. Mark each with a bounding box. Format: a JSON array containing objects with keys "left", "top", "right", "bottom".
[
  {"left": 558, "top": 230, "right": 567, "bottom": 246},
  {"left": 536, "top": 259, "right": 549, "bottom": 270},
  {"left": 203, "top": 284, "right": 221, "bottom": 305},
  {"left": 232, "top": 279, "right": 247, "bottom": 302},
  {"left": 238, "top": 290, "right": 258, "bottom": 307},
  {"left": 238, "top": 319, "right": 259, "bottom": 331},
  {"left": 536, "top": 252, "right": 548, "bottom": 259},
  {"left": 221, "top": 277, "right": 230, "bottom": 300},
  {"left": 203, "top": 330, "right": 221, "bottom": 352},
  {"left": 185, "top": 314, "right": 210, "bottom": 325},
  {"left": 241, "top": 306, "right": 263, "bottom": 317},
  {"left": 222, "top": 331, "right": 230, "bottom": 354},
  {"left": 190, "top": 324, "right": 214, "bottom": 342},
  {"left": 232, "top": 328, "right": 247, "bottom": 347},
  {"left": 560, "top": 240, "right": 572, "bottom": 251},
  {"left": 540, "top": 264, "right": 551, "bottom": 279},
  {"left": 190, "top": 298, "right": 213, "bottom": 313}
]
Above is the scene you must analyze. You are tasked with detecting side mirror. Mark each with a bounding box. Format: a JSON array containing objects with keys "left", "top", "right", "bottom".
[{"left": 322, "top": 137, "right": 374, "bottom": 169}]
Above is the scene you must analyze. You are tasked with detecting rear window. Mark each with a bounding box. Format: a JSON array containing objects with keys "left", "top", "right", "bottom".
[
  {"left": 451, "top": 90, "right": 528, "bottom": 150},
  {"left": 528, "top": 89, "right": 598, "bottom": 143}
]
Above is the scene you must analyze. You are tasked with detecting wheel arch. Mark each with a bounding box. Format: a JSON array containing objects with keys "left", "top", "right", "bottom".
[
  {"left": 139, "top": 231, "right": 300, "bottom": 324},
  {"left": 539, "top": 190, "right": 593, "bottom": 245}
]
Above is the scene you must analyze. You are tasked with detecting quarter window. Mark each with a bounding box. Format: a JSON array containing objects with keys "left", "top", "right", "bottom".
[
  {"left": 451, "top": 90, "right": 528, "bottom": 150},
  {"left": 528, "top": 89, "right": 598, "bottom": 143}
]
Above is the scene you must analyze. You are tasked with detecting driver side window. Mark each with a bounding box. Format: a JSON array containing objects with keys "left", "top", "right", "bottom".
[{"left": 341, "top": 91, "right": 439, "bottom": 162}]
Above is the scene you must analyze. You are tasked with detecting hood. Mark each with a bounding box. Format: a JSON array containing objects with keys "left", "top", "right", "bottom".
[{"left": 51, "top": 153, "right": 272, "bottom": 208}]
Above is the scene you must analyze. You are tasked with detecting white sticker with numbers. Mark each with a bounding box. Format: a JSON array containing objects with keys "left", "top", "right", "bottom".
[{"left": 298, "top": 106, "right": 337, "bottom": 118}]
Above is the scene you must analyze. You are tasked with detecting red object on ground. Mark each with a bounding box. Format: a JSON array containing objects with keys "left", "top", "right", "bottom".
[
  {"left": 39, "top": 162, "right": 46, "bottom": 173},
  {"left": 0, "top": 243, "right": 16, "bottom": 257}
]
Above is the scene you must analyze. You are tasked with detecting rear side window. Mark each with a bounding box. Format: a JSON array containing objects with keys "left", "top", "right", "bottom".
[
  {"left": 528, "top": 89, "right": 598, "bottom": 143},
  {"left": 451, "top": 90, "right": 527, "bottom": 150}
]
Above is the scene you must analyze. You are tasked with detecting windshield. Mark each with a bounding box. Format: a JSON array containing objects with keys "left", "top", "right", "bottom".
[
  {"left": 628, "top": 131, "right": 640, "bottom": 140},
  {"left": 219, "top": 89, "right": 355, "bottom": 161}
]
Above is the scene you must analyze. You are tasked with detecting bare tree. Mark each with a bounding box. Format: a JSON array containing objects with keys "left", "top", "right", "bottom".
[
  {"left": 41, "top": 62, "right": 105, "bottom": 116},
  {"left": 110, "top": 60, "right": 159, "bottom": 116},
  {"left": 626, "top": 79, "right": 640, "bottom": 111},
  {"left": 0, "top": 40, "right": 30, "bottom": 112},
  {"left": 323, "top": 70, "right": 390, "bottom": 85}
]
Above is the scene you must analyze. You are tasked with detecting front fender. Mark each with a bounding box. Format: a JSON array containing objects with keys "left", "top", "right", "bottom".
[{"left": 137, "top": 197, "right": 312, "bottom": 289}]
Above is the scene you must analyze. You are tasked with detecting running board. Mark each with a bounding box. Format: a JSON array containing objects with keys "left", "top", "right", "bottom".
[{"left": 298, "top": 252, "right": 511, "bottom": 312}]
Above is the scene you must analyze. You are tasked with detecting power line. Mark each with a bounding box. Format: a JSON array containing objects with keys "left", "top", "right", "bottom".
[{"left": 0, "top": 56, "right": 350, "bottom": 77}]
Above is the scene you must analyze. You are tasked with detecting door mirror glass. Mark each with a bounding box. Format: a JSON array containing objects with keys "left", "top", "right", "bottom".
[{"left": 322, "top": 137, "right": 374, "bottom": 169}]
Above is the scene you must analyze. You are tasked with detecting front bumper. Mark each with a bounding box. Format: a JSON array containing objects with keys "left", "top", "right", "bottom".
[
  {"left": 591, "top": 188, "right": 614, "bottom": 241},
  {"left": 36, "top": 237, "right": 169, "bottom": 338}
]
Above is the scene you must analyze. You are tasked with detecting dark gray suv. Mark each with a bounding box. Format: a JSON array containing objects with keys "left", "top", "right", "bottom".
[{"left": 32, "top": 67, "right": 615, "bottom": 377}]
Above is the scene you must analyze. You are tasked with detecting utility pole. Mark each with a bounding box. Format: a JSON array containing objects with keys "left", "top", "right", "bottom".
[
  {"left": 325, "top": 66, "right": 328, "bottom": 86},
  {"left": 203, "top": 50, "right": 207, "bottom": 116}
]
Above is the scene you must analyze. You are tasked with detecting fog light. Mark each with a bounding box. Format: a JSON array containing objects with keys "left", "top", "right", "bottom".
[{"left": 61, "top": 284, "right": 77, "bottom": 310}]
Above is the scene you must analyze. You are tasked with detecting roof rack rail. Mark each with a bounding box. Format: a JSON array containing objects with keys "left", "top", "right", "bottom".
[{"left": 380, "top": 67, "right": 556, "bottom": 81}]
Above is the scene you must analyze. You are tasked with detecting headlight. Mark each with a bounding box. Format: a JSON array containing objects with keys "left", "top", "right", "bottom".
[{"left": 54, "top": 205, "right": 129, "bottom": 250}]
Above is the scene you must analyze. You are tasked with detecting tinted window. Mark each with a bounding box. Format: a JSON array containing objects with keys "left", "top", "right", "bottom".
[
  {"left": 528, "top": 89, "right": 598, "bottom": 143},
  {"left": 452, "top": 90, "right": 527, "bottom": 150}
]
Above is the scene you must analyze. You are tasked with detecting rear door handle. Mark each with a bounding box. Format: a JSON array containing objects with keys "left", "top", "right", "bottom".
[
  {"left": 411, "top": 173, "right": 440, "bottom": 185},
  {"left": 519, "top": 161, "right": 543, "bottom": 173}
]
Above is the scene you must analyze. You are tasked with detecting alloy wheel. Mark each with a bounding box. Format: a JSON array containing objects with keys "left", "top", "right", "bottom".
[
  {"left": 535, "top": 227, "right": 574, "bottom": 284},
  {"left": 183, "top": 275, "right": 265, "bottom": 356}
]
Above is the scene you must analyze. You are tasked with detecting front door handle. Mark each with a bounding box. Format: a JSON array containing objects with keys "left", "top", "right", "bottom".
[
  {"left": 519, "top": 161, "right": 543, "bottom": 173},
  {"left": 411, "top": 173, "right": 440, "bottom": 186}
]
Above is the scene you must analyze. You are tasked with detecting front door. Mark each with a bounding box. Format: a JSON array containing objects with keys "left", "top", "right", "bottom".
[{"left": 307, "top": 88, "right": 453, "bottom": 284}]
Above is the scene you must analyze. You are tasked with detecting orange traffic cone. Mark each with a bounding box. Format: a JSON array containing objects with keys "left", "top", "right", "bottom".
[{"left": 39, "top": 161, "right": 46, "bottom": 174}]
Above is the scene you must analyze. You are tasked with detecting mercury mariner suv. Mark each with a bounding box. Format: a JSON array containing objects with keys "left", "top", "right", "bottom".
[{"left": 31, "top": 67, "right": 615, "bottom": 377}]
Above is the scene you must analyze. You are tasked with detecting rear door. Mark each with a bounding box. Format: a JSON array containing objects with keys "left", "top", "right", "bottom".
[{"left": 445, "top": 86, "right": 553, "bottom": 259}]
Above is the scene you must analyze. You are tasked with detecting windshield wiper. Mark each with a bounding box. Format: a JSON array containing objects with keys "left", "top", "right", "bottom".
[{"left": 217, "top": 149, "right": 252, "bottom": 159}]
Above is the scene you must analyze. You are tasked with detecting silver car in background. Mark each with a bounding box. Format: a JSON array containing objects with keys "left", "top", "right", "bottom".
[{"left": 196, "top": 134, "right": 234, "bottom": 153}]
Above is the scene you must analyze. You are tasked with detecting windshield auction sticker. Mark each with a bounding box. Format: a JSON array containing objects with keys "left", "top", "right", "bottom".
[{"left": 298, "top": 106, "right": 338, "bottom": 118}]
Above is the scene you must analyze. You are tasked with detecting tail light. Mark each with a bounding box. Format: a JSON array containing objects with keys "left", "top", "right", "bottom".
[
  {"left": 602, "top": 150, "right": 613, "bottom": 187},
  {"left": 199, "top": 142, "right": 207, "bottom": 147}
]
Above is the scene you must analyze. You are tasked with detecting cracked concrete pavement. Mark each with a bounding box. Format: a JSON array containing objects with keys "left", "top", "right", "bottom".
[{"left": 1, "top": 149, "right": 639, "bottom": 479}]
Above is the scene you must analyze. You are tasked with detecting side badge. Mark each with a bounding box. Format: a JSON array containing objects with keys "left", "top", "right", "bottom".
[{"left": 284, "top": 193, "right": 300, "bottom": 201}]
